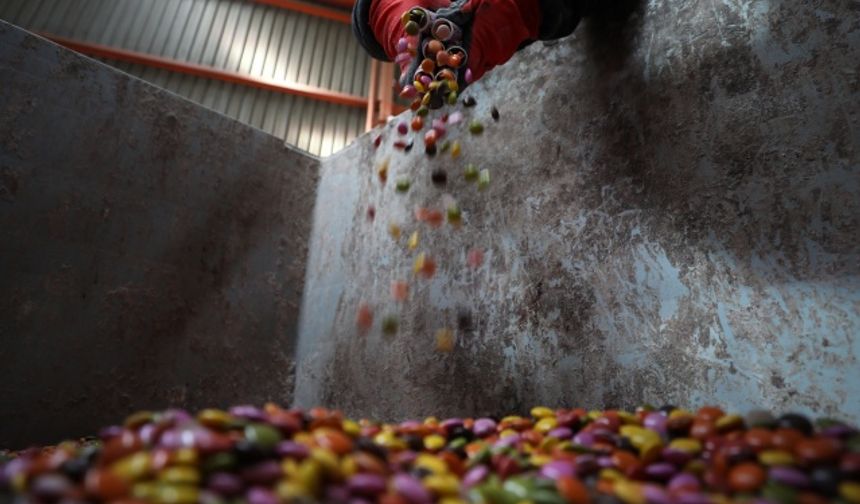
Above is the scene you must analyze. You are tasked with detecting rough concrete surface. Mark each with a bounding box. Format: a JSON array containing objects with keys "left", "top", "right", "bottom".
[
  {"left": 0, "top": 21, "right": 318, "bottom": 448},
  {"left": 296, "top": 0, "right": 860, "bottom": 421}
]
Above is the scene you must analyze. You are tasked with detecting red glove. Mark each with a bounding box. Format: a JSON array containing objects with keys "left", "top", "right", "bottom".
[
  {"left": 458, "top": 0, "right": 541, "bottom": 82},
  {"left": 370, "top": 0, "right": 451, "bottom": 60}
]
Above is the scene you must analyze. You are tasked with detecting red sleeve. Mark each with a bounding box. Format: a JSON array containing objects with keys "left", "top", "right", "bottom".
[
  {"left": 464, "top": 0, "right": 541, "bottom": 81},
  {"left": 370, "top": 0, "right": 452, "bottom": 59}
]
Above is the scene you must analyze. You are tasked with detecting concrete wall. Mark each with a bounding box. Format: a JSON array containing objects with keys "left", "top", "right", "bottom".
[
  {"left": 0, "top": 21, "right": 318, "bottom": 448},
  {"left": 296, "top": 0, "right": 860, "bottom": 420}
]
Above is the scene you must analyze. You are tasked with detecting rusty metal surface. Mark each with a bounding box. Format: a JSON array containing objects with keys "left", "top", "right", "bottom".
[
  {"left": 296, "top": 0, "right": 860, "bottom": 420},
  {"left": 0, "top": 21, "right": 318, "bottom": 449}
]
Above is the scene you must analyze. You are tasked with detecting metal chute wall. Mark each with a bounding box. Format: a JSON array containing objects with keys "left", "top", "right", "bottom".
[{"left": 0, "top": 0, "right": 369, "bottom": 157}]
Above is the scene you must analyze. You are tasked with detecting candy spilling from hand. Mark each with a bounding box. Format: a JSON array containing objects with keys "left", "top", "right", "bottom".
[{"left": 2, "top": 406, "right": 859, "bottom": 503}]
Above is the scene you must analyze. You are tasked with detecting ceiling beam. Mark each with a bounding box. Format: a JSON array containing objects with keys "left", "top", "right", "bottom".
[{"left": 251, "top": 0, "right": 351, "bottom": 23}]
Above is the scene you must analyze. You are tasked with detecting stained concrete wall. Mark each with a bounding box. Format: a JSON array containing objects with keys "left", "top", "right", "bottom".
[
  {"left": 0, "top": 21, "right": 317, "bottom": 449},
  {"left": 296, "top": 0, "right": 860, "bottom": 420}
]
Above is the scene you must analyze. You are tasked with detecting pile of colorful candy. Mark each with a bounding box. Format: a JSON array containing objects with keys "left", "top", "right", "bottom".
[{"left": 3, "top": 405, "right": 860, "bottom": 503}]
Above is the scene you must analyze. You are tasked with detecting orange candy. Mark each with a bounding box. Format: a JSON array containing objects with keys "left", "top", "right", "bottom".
[
  {"left": 771, "top": 428, "right": 806, "bottom": 450},
  {"left": 557, "top": 476, "right": 591, "bottom": 504},
  {"left": 391, "top": 281, "right": 409, "bottom": 302},
  {"left": 85, "top": 469, "right": 130, "bottom": 501},
  {"left": 795, "top": 437, "right": 842, "bottom": 463},
  {"left": 314, "top": 429, "right": 354, "bottom": 455},
  {"left": 356, "top": 303, "right": 373, "bottom": 331},
  {"left": 690, "top": 419, "right": 717, "bottom": 440},
  {"left": 696, "top": 406, "right": 725, "bottom": 422},
  {"left": 744, "top": 428, "right": 773, "bottom": 451},
  {"left": 728, "top": 462, "right": 766, "bottom": 493},
  {"left": 411, "top": 116, "right": 424, "bottom": 131}
]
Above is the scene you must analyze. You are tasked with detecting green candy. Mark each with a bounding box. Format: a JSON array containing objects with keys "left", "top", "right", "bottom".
[
  {"left": 448, "top": 437, "right": 468, "bottom": 450},
  {"left": 503, "top": 476, "right": 535, "bottom": 499},
  {"left": 447, "top": 92, "right": 458, "bottom": 105},
  {"left": 382, "top": 315, "right": 398, "bottom": 335},
  {"left": 447, "top": 205, "right": 462, "bottom": 224},
  {"left": 244, "top": 423, "right": 282, "bottom": 449},
  {"left": 416, "top": 106, "right": 429, "bottom": 117},
  {"left": 531, "top": 489, "right": 568, "bottom": 504},
  {"left": 478, "top": 169, "right": 490, "bottom": 190},
  {"left": 201, "top": 452, "right": 236, "bottom": 473},
  {"left": 469, "top": 120, "right": 484, "bottom": 135},
  {"left": 404, "top": 21, "right": 419, "bottom": 35},
  {"left": 464, "top": 164, "right": 479, "bottom": 181},
  {"left": 439, "top": 141, "right": 451, "bottom": 153},
  {"left": 761, "top": 482, "right": 798, "bottom": 504},
  {"left": 396, "top": 179, "right": 411, "bottom": 193}
]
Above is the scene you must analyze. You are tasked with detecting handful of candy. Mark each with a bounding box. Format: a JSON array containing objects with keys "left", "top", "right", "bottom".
[{"left": 396, "top": 7, "right": 473, "bottom": 113}]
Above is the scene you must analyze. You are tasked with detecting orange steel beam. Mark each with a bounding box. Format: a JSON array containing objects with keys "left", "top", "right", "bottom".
[
  {"left": 251, "top": 0, "right": 351, "bottom": 23},
  {"left": 365, "top": 59, "right": 379, "bottom": 131},
  {"left": 41, "top": 33, "right": 367, "bottom": 108},
  {"left": 315, "top": 0, "right": 355, "bottom": 10}
]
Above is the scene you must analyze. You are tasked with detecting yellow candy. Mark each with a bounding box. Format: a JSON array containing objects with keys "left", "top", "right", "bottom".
[
  {"left": 310, "top": 448, "right": 341, "bottom": 477},
  {"left": 587, "top": 411, "right": 602, "bottom": 421},
  {"left": 599, "top": 468, "right": 624, "bottom": 482},
  {"left": 684, "top": 459, "right": 706, "bottom": 475},
  {"left": 196, "top": 409, "right": 234, "bottom": 429},
  {"left": 668, "top": 409, "right": 693, "bottom": 419},
  {"left": 156, "top": 484, "right": 199, "bottom": 504},
  {"left": 10, "top": 473, "right": 25, "bottom": 493},
  {"left": 530, "top": 406, "right": 555, "bottom": 418},
  {"left": 296, "top": 459, "right": 323, "bottom": 495},
  {"left": 389, "top": 223, "right": 402, "bottom": 240},
  {"left": 282, "top": 459, "right": 300, "bottom": 477},
  {"left": 620, "top": 426, "right": 661, "bottom": 449},
  {"left": 451, "top": 141, "right": 461, "bottom": 158},
  {"left": 159, "top": 467, "right": 200, "bottom": 486},
  {"left": 759, "top": 450, "right": 795, "bottom": 466},
  {"left": 131, "top": 482, "right": 159, "bottom": 500},
  {"left": 340, "top": 455, "right": 357, "bottom": 477},
  {"left": 408, "top": 231, "right": 419, "bottom": 250},
  {"left": 439, "top": 499, "right": 468, "bottom": 504},
  {"left": 413, "top": 252, "right": 426, "bottom": 274},
  {"left": 171, "top": 448, "right": 198, "bottom": 467},
  {"left": 424, "top": 417, "right": 440, "bottom": 425},
  {"left": 424, "top": 474, "right": 461, "bottom": 495},
  {"left": 415, "top": 454, "right": 448, "bottom": 475},
  {"left": 500, "top": 428, "right": 519, "bottom": 439},
  {"left": 556, "top": 441, "right": 574, "bottom": 452},
  {"left": 539, "top": 437, "right": 560, "bottom": 451},
  {"left": 378, "top": 158, "right": 389, "bottom": 182},
  {"left": 618, "top": 411, "right": 640, "bottom": 425},
  {"left": 715, "top": 414, "right": 744, "bottom": 430},
  {"left": 124, "top": 411, "right": 155, "bottom": 428},
  {"left": 529, "top": 454, "right": 552, "bottom": 466},
  {"left": 342, "top": 419, "right": 361, "bottom": 437},
  {"left": 435, "top": 329, "right": 455, "bottom": 353},
  {"left": 424, "top": 434, "right": 446, "bottom": 451},
  {"left": 534, "top": 417, "right": 558, "bottom": 433},
  {"left": 373, "top": 430, "right": 407, "bottom": 450},
  {"left": 840, "top": 482, "right": 860, "bottom": 504},
  {"left": 293, "top": 432, "right": 314, "bottom": 446},
  {"left": 277, "top": 480, "right": 312, "bottom": 500},
  {"left": 669, "top": 438, "right": 702, "bottom": 454},
  {"left": 614, "top": 479, "right": 646, "bottom": 504},
  {"left": 112, "top": 452, "right": 153, "bottom": 481},
  {"left": 502, "top": 415, "right": 524, "bottom": 424}
]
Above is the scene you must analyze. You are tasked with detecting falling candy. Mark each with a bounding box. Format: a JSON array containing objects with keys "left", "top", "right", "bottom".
[
  {"left": 451, "top": 141, "right": 461, "bottom": 158},
  {"left": 413, "top": 253, "right": 437, "bottom": 278},
  {"left": 381, "top": 315, "right": 399, "bottom": 335},
  {"left": 366, "top": 206, "right": 376, "bottom": 221},
  {"left": 388, "top": 223, "right": 402, "bottom": 240},
  {"left": 426, "top": 210, "right": 444, "bottom": 228},
  {"left": 463, "top": 96, "right": 477, "bottom": 107},
  {"left": 411, "top": 116, "right": 424, "bottom": 131},
  {"left": 464, "top": 164, "right": 479, "bottom": 182},
  {"left": 390, "top": 281, "right": 409, "bottom": 302},
  {"left": 431, "top": 168, "right": 447, "bottom": 187},
  {"left": 356, "top": 303, "right": 373, "bottom": 332},
  {"left": 467, "top": 248, "right": 484, "bottom": 268},
  {"left": 478, "top": 169, "right": 490, "bottom": 190},
  {"left": 491, "top": 106, "right": 500, "bottom": 121},
  {"left": 408, "top": 231, "right": 419, "bottom": 250},
  {"left": 397, "top": 122, "right": 408, "bottom": 135},
  {"left": 435, "top": 328, "right": 455, "bottom": 352},
  {"left": 447, "top": 205, "right": 462, "bottom": 226},
  {"left": 457, "top": 308, "right": 473, "bottom": 330},
  {"left": 469, "top": 120, "right": 484, "bottom": 135},
  {"left": 377, "top": 159, "right": 389, "bottom": 184},
  {"left": 396, "top": 179, "right": 411, "bottom": 193}
]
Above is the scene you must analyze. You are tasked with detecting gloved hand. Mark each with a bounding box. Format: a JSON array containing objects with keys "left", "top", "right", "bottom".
[{"left": 433, "top": 0, "right": 541, "bottom": 85}]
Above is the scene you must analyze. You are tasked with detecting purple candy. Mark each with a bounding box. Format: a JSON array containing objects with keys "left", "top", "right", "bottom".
[
  {"left": 348, "top": 474, "right": 387, "bottom": 496},
  {"left": 597, "top": 456, "right": 614, "bottom": 469},
  {"left": 676, "top": 493, "right": 715, "bottom": 504},
  {"left": 325, "top": 485, "right": 351, "bottom": 504},
  {"left": 162, "top": 409, "right": 193, "bottom": 424},
  {"left": 447, "top": 111, "right": 463, "bottom": 125},
  {"left": 572, "top": 431, "right": 595, "bottom": 447},
  {"left": 229, "top": 405, "right": 266, "bottom": 421},
  {"left": 276, "top": 441, "right": 309, "bottom": 459},
  {"left": 419, "top": 75, "right": 432, "bottom": 86},
  {"left": 662, "top": 447, "right": 693, "bottom": 466},
  {"left": 465, "top": 68, "right": 473, "bottom": 83},
  {"left": 400, "top": 420, "right": 422, "bottom": 429},
  {"left": 208, "top": 472, "right": 243, "bottom": 495},
  {"left": 668, "top": 473, "right": 701, "bottom": 493},
  {"left": 396, "top": 37, "right": 408, "bottom": 53},
  {"left": 548, "top": 427, "right": 573, "bottom": 439},
  {"left": 349, "top": 499, "right": 373, "bottom": 504},
  {"left": 643, "top": 484, "right": 672, "bottom": 504},
  {"left": 574, "top": 454, "right": 599, "bottom": 476},
  {"left": 395, "top": 52, "right": 412, "bottom": 65},
  {"left": 31, "top": 474, "right": 72, "bottom": 500},
  {"left": 540, "top": 461, "right": 575, "bottom": 480},
  {"left": 494, "top": 434, "right": 520, "bottom": 448},
  {"left": 462, "top": 465, "right": 490, "bottom": 488},
  {"left": 822, "top": 424, "right": 856, "bottom": 438},
  {"left": 98, "top": 425, "right": 124, "bottom": 440},
  {"left": 643, "top": 412, "right": 668, "bottom": 436},
  {"left": 241, "top": 461, "right": 282, "bottom": 485},
  {"left": 769, "top": 466, "right": 810, "bottom": 488},
  {"left": 441, "top": 418, "right": 464, "bottom": 432},
  {"left": 393, "top": 473, "right": 433, "bottom": 503},
  {"left": 473, "top": 418, "right": 497, "bottom": 437},
  {"left": 247, "top": 487, "right": 279, "bottom": 504},
  {"left": 644, "top": 462, "right": 677, "bottom": 481}
]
